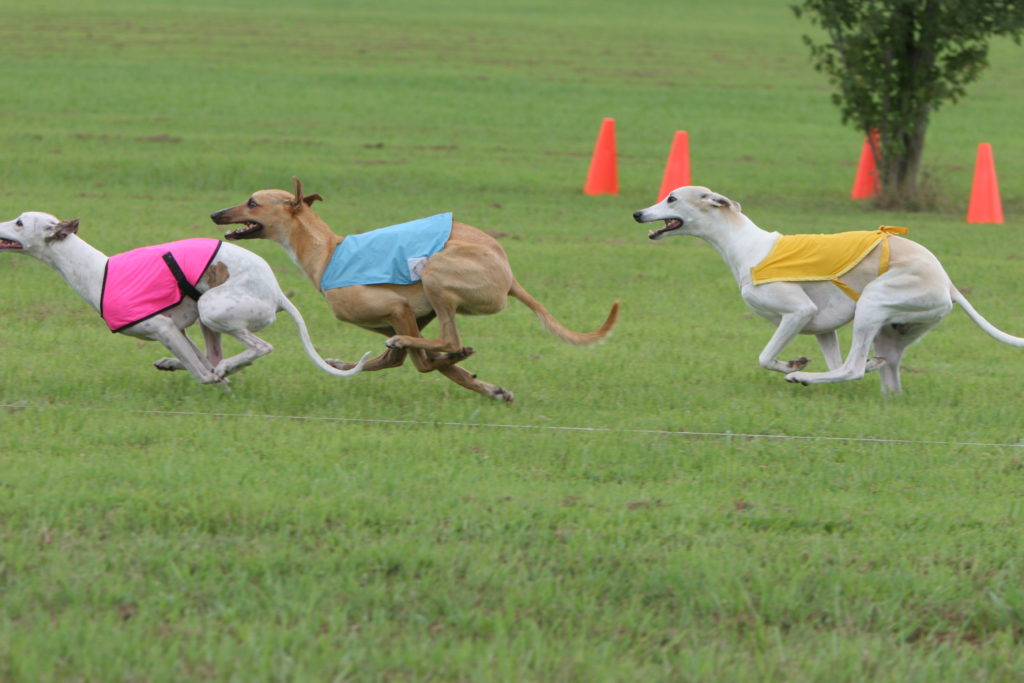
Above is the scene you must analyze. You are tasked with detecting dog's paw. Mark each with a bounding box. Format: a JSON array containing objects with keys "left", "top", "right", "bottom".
[
  {"left": 215, "top": 360, "right": 253, "bottom": 379},
  {"left": 197, "top": 371, "right": 231, "bottom": 386},
  {"left": 326, "top": 358, "right": 358, "bottom": 371},
  {"left": 385, "top": 335, "right": 404, "bottom": 349},
  {"left": 785, "top": 357, "right": 810, "bottom": 371},
  {"left": 490, "top": 386, "right": 514, "bottom": 403},
  {"left": 153, "top": 357, "right": 183, "bottom": 372},
  {"left": 784, "top": 372, "right": 811, "bottom": 386},
  {"left": 864, "top": 357, "right": 887, "bottom": 373}
]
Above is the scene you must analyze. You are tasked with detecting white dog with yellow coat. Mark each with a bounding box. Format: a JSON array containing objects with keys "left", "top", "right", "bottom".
[{"left": 633, "top": 186, "right": 1024, "bottom": 393}]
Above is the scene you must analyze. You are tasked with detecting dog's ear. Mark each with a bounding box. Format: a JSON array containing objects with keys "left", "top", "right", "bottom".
[
  {"left": 290, "top": 176, "right": 322, "bottom": 211},
  {"left": 45, "top": 218, "right": 79, "bottom": 242},
  {"left": 290, "top": 176, "right": 305, "bottom": 212},
  {"left": 703, "top": 192, "right": 739, "bottom": 212}
]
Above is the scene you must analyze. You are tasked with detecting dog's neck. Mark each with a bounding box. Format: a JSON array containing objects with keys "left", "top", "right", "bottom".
[
  {"left": 282, "top": 210, "right": 344, "bottom": 290},
  {"left": 696, "top": 213, "right": 781, "bottom": 287},
  {"left": 33, "top": 234, "right": 108, "bottom": 312}
]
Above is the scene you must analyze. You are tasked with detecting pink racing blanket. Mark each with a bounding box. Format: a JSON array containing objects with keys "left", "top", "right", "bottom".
[{"left": 100, "top": 238, "right": 221, "bottom": 332}]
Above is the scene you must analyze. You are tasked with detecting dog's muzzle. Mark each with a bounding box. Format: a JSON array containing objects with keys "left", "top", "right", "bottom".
[
  {"left": 210, "top": 209, "right": 264, "bottom": 240},
  {"left": 222, "top": 221, "right": 264, "bottom": 241},
  {"left": 0, "top": 238, "right": 23, "bottom": 250},
  {"left": 633, "top": 210, "right": 683, "bottom": 241}
]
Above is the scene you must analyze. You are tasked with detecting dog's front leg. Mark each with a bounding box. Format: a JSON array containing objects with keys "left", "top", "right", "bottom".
[
  {"left": 744, "top": 286, "right": 817, "bottom": 373},
  {"left": 758, "top": 314, "right": 814, "bottom": 373},
  {"left": 436, "top": 363, "right": 513, "bottom": 403},
  {"left": 815, "top": 331, "right": 843, "bottom": 371}
]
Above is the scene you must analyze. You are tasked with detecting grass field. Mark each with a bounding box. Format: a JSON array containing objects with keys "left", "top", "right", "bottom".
[{"left": 1, "top": 0, "right": 1023, "bottom": 679}]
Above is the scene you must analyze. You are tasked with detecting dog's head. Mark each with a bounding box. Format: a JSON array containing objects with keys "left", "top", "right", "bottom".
[
  {"left": 0, "top": 212, "right": 79, "bottom": 253},
  {"left": 632, "top": 186, "right": 742, "bottom": 240},
  {"left": 210, "top": 177, "right": 323, "bottom": 245}
]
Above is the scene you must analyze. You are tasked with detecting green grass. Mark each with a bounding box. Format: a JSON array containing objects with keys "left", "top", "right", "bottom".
[{"left": 1, "top": 0, "right": 1023, "bottom": 679}]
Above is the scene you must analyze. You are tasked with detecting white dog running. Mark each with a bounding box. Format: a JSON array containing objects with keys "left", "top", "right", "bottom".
[
  {"left": 633, "top": 186, "right": 1024, "bottom": 393},
  {"left": 0, "top": 212, "right": 369, "bottom": 387}
]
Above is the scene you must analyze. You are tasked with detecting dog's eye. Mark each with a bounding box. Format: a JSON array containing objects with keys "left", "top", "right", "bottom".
[
  {"left": 247, "top": 198, "right": 257, "bottom": 209},
  {"left": 666, "top": 196, "right": 677, "bottom": 204},
  {"left": 15, "top": 220, "right": 22, "bottom": 227}
]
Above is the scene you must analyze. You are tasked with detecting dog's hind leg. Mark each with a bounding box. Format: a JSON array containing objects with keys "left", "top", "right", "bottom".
[
  {"left": 384, "top": 299, "right": 475, "bottom": 371},
  {"left": 326, "top": 312, "right": 447, "bottom": 372},
  {"left": 378, "top": 299, "right": 506, "bottom": 399},
  {"left": 871, "top": 321, "right": 941, "bottom": 394},
  {"left": 788, "top": 274, "right": 953, "bottom": 390},
  {"left": 871, "top": 328, "right": 906, "bottom": 394},
  {"left": 201, "top": 323, "right": 224, "bottom": 368},
  {"left": 384, "top": 301, "right": 466, "bottom": 357},
  {"left": 384, "top": 245, "right": 504, "bottom": 359},
  {"left": 213, "top": 330, "right": 274, "bottom": 378}
]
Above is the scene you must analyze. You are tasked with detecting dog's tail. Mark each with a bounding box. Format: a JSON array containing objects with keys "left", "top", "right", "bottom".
[
  {"left": 277, "top": 295, "right": 371, "bottom": 377},
  {"left": 952, "top": 287, "right": 1024, "bottom": 347},
  {"left": 509, "top": 280, "right": 619, "bottom": 346}
]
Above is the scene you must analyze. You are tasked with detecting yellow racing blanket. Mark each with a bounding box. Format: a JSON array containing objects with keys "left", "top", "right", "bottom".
[{"left": 750, "top": 226, "right": 908, "bottom": 300}]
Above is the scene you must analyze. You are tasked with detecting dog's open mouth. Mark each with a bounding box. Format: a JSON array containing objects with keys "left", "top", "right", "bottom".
[
  {"left": 224, "top": 221, "right": 264, "bottom": 240},
  {"left": 0, "top": 238, "right": 23, "bottom": 250},
  {"left": 648, "top": 218, "right": 683, "bottom": 240}
]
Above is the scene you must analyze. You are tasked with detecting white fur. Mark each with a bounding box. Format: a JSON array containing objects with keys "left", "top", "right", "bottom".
[
  {"left": 634, "top": 186, "right": 1024, "bottom": 393},
  {"left": 0, "top": 212, "right": 368, "bottom": 387}
]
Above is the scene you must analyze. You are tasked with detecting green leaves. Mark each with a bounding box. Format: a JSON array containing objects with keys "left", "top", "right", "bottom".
[{"left": 793, "top": 0, "right": 1023, "bottom": 207}]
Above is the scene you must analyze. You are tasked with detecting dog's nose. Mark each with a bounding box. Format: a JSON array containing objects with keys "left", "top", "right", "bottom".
[{"left": 632, "top": 211, "right": 645, "bottom": 222}]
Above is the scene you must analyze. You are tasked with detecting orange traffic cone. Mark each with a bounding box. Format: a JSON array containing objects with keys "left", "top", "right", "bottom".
[
  {"left": 851, "top": 130, "right": 880, "bottom": 199},
  {"left": 583, "top": 117, "right": 618, "bottom": 195},
  {"left": 966, "top": 143, "right": 1004, "bottom": 224},
  {"left": 657, "top": 130, "right": 691, "bottom": 201}
]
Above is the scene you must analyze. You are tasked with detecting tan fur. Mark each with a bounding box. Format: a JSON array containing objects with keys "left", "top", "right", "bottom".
[
  {"left": 203, "top": 262, "right": 230, "bottom": 288},
  {"left": 211, "top": 178, "right": 619, "bottom": 401}
]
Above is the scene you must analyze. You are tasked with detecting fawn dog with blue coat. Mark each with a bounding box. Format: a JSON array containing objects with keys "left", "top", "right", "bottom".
[{"left": 211, "top": 178, "right": 620, "bottom": 402}]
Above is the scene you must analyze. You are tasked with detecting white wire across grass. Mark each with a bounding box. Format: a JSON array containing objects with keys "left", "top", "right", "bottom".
[{"left": 5, "top": 402, "right": 1022, "bottom": 450}]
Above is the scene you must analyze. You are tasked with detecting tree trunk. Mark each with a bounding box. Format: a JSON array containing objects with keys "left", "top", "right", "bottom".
[{"left": 875, "top": 119, "right": 929, "bottom": 209}]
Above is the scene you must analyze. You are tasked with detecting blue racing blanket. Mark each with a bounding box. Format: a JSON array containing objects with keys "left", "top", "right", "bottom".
[{"left": 319, "top": 213, "right": 453, "bottom": 291}]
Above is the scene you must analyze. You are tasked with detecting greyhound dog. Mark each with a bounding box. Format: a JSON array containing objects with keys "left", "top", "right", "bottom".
[
  {"left": 633, "top": 186, "right": 1024, "bottom": 393},
  {"left": 0, "top": 211, "right": 368, "bottom": 387},
  {"left": 210, "top": 178, "right": 620, "bottom": 402}
]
